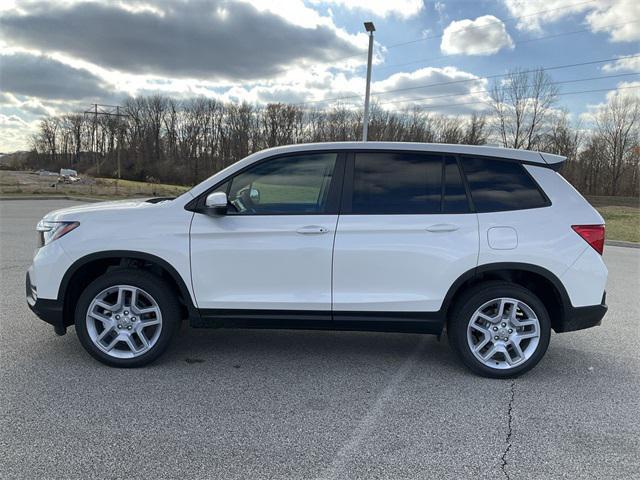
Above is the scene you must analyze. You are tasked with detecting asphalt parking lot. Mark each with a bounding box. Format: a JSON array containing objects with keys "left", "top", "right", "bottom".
[{"left": 1, "top": 199, "right": 638, "bottom": 480}]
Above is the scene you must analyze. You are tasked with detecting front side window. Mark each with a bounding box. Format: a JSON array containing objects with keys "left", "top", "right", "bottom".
[
  {"left": 351, "top": 152, "right": 442, "bottom": 214},
  {"left": 225, "top": 153, "right": 337, "bottom": 215},
  {"left": 460, "top": 157, "right": 548, "bottom": 212}
]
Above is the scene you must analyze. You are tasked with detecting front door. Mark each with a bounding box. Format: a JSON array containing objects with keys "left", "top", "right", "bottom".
[{"left": 190, "top": 152, "right": 343, "bottom": 314}]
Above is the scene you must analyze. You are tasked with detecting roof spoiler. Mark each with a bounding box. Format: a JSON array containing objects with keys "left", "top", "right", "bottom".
[{"left": 539, "top": 152, "right": 566, "bottom": 171}]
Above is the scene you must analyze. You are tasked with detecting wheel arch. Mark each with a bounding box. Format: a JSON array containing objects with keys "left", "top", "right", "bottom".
[
  {"left": 441, "top": 262, "right": 571, "bottom": 333},
  {"left": 59, "top": 250, "right": 198, "bottom": 328}
]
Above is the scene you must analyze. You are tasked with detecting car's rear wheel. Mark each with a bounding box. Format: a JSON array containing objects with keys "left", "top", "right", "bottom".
[
  {"left": 75, "top": 269, "right": 181, "bottom": 367},
  {"left": 448, "top": 281, "right": 551, "bottom": 378}
]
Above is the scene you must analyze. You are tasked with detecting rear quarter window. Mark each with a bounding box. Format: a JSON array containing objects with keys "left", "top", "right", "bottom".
[{"left": 460, "top": 157, "right": 549, "bottom": 212}]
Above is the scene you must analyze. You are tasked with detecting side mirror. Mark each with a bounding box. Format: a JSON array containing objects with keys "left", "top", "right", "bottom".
[{"left": 204, "top": 191, "right": 228, "bottom": 215}]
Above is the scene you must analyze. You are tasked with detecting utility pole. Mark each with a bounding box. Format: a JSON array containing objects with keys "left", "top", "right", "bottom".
[
  {"left": 93, "top": 103, "right": 98, "bottom": 175},
  {"left": 83, "top": 104, "right": 128, "bottom": 179},
  {"left": 116, "top": 106, "right": 121, "bottom": 180},
  {"left": 362, "top": 21, "right": 375, "bottom": 142}
]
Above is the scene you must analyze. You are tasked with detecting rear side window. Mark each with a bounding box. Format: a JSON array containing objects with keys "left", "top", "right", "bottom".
[
  {"left": 460, "top": 157, "right": 548, "bottom": 212},
  {"left": 352, "top": 152, "right": 442, "bottom": 214}
]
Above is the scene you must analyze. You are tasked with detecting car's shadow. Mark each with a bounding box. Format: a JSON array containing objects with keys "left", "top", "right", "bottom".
[
  {"left": 27, "top": 322, "right": 634, "bottom": 386},
  {"left": 167, "top": 326, "right": 454, "bottom": 367}
]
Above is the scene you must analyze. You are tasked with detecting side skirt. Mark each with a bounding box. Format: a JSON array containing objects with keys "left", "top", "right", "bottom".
[{"left": 194, "top": 309, "right": 444, "bottom": 335}]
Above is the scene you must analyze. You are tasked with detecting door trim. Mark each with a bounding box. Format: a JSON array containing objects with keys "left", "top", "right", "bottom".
[{"left": 194, "top": 308, "right": 444, "bottom": 334}]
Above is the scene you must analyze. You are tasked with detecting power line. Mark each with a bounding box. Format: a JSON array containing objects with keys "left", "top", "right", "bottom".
[
  {"left": 377, "top": 72, "right": 640, "bottom": 106},
  {"left": 382, "top": 85, "right": 640, "bottom": 114},
  {"left": 295, "top": 54, "right": 640, "bottom": 106},
  {"left": 325, "top": 0, "right": 600, "bottom": 65},
  {"left": 377, "top": 19, "right": 640, "bottom": 72},
  {"left": 373, "top": 55, "right": 640, "bottom": 99}
]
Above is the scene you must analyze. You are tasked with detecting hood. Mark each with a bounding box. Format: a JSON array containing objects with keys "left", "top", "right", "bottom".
[{"left": 43, "top": 198, "right": 163, "bottom": 222}]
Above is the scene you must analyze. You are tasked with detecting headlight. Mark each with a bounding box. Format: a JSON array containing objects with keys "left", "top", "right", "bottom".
[{"left": 36, "top": 220, "right": 80, "bottom": 247}]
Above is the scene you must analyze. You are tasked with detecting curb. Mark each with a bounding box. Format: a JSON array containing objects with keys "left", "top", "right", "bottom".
[{"left": 605, "top": 240, "right": 640, "bottom": 249}]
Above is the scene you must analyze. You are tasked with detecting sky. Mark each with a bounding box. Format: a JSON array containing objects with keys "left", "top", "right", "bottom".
[{"left": 0, "top": 0, "right": 639, "bottom": 152}]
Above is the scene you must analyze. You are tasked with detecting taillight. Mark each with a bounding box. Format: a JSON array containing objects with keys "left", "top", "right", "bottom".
[{"left": 572, "top": 225, "right": 605, "bottom": 255}]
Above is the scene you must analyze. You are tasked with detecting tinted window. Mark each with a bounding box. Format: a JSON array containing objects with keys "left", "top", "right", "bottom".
[
  {"left": 352, "top": 152, "right": 442, "bottom": 214},
  {"left": 461, "top": 157, "right": 548, "bottom": 212},
  {"left": 443, "top": 156, "right": 470, "bottom": 213},
  {"left": 227, "top": 153, "right": 337, "bottom": 214}
]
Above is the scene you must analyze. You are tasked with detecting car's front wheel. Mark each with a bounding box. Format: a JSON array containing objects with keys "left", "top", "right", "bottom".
[
  {"left": 75, "top": 269, "right": 181, "bottom": 367},
  {"left": 448, "top": 281, "right": 551, "bottom": 378}
]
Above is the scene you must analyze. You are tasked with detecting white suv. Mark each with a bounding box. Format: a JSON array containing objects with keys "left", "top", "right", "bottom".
[{"left": 26, "top": 142, "right": 608, "bottom": 377}]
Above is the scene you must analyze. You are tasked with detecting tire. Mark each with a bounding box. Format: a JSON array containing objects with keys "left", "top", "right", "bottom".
[
  {"left": 447, "top": 281, "right": 551, "bottom": 378},
  {"left": 75, "top": 269, "right": 181, "bottom": 367}
]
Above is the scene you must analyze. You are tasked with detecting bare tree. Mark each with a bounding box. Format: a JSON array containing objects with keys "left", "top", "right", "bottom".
[
  {"left": 26, "top": 91, "right": 640, "bottom": 197},
  {"left": 490, "top": 68, "right": 559, "bottom": 150},
  {"left": 39, "top": 117, "right": 59, "bottom": 164},
  {"left": 593, "top": 94, "right": 640, "bottom": 196},
  {"left": 463, "top": 113, "right": 488, "bottom": 145}
]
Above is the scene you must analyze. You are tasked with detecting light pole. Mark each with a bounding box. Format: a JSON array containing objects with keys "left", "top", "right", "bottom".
[{"left": 362, "top": 21, "right": 375, "bottom": 142}]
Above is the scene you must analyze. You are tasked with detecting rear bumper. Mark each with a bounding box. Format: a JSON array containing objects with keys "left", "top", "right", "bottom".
[
  {"left": 26, "top": 272, "right": 67, "bottom": 335},
  {"left": 556, "top": 292, "right": 608, "bottom": 333}
]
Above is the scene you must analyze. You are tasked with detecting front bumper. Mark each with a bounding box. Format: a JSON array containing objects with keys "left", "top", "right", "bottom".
[
  {"left": 556, "top": 292, "right": 608, "bottom": 333},
  {"left": 26, "top": 272, "right": 66, "bottom": 335}
]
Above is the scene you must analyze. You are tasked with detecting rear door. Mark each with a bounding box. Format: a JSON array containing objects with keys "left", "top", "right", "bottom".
[{"left": 332, "top": 151, "right": 479, "bottom": 322}]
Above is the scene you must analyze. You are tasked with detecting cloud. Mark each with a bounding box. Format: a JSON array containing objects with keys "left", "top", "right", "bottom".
[
  {"left": 608, "top": 81, "right": 640, "bottom": 103},
  {"left": 586, "top": 0, "right": 640, "bottom": 42},
  {"left": 208, "top": 68, "right": 365, "bottom": 106},
  {"left": 19, "top": 99, "right": 54, "bottom": 116},
  {"left": 502, "top": 0, "right": 640, "bottom": 42},
  {"left": 0, "top": 0, "right": 365, "bottom": 81},
  {"left": 0, "top": 93, "right": 54, "bottom": 116},
  {"left": 502, "top": 0, "right": 592, "bottom": 32},
  {"left": 434, "top": 1, "right": 448, "bottom": 24},
  {"left": 371, "top": 67, "right": 490, "bottom": 114},
  {"left": 309, "top": 0, "right": 424, "bottom": 19},
  {"left": 602, "top": 55, "right": 640, "bottom": 72},
  {"left": 0, "top": 52, "right": 113, "bottom": 100},
  {"left": 0, "top": 92, "right": 20, "bottom": 106},
  {"left": 219, "top": 65, "right": 492, "bottom": 116},
  {"left": 108, "top": 65, "right": 491, "bottom": 116},
  {"left": 0, "top": 113, "right": 40, "bottom": 152},
  {"left": 0, "top": 114, "right": 30, "bottom": 129},
  {"left": 579, "top": 80, "right": 640, "bottom": 124},
  {"left": 441, "top": 16, "right": 513, "bottom": 56}
]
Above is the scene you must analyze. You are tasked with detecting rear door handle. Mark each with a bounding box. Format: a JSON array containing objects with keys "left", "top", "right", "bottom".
[
  {"left": 296, "top": 225, "right": 329, "bottom": 235},
  {"left": 426, "top": 224, "right": 460, "bottom": 233}
]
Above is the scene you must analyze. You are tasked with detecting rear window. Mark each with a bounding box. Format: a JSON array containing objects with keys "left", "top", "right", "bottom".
[{"left": 460, "top": 157, "right": 549, "bottom": 212}]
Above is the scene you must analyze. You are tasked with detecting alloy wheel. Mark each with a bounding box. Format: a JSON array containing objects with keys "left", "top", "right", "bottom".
[
  {"left": 85, "top": 285, "right": 163, "bottom": 359},
  {"left": 467, "top": 297, "right": 540, "bottom": 370}
]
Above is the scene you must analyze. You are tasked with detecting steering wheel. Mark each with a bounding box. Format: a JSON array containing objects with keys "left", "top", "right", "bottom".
[{"left": 231, "top": 187, "right": 256, "bottom": 214}]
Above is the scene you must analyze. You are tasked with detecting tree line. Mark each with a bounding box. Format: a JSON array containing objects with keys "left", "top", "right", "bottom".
[{"left": 26, "top": 69, "right": 640, "bottom": 197}]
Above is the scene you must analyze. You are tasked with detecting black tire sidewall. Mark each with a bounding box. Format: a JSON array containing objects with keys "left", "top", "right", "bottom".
[
  {"left": 448, "top": 282, "right": 551, "bottom": 378},
  {"left": 75, "top": 269, "right": 181, "bottom": 367}
]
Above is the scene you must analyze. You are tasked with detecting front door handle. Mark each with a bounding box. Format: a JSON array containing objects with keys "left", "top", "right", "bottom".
[
  {"left": 426, "top": 223, "right": 460, "bottom": 233},
  {"left": 296, "top": 225, "right": 329, "bottom": 235}
]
